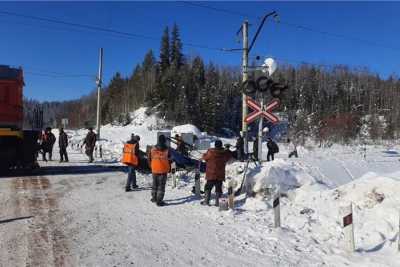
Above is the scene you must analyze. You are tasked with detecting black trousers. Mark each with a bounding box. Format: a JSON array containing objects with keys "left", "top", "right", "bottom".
[
  {"left": 204, "top": 180, "right": 223, "bottom": 194},
  {"left": 152, "top": 174, "right": 167, "bottom": 203},
  {"left": 267, "top": 151, "right": 275, "bottom": 161},
  {"left": 60, "top": 147, "right": 69, "bottom": 161},
  {"left": 85, "top": 147, "right": 94, "bottom": 162},
  {"left": 289, "top": 150, "right": 298, "bottom": 158},
  {"left": 42, "top": 150, "right": 52, "bottom": 161}
]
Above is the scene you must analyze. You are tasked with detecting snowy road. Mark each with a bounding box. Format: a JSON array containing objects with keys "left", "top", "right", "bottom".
[{"left": 1, "top": 139, "right": 400, "bottom": 266}]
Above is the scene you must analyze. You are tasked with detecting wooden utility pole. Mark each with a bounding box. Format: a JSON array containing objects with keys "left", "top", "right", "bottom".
[
  {"left": 242, "top": 20, "right": 249, "bottom": 153},
  {"left": 96, "top": 48, "right": 103, "bottom": 140}
]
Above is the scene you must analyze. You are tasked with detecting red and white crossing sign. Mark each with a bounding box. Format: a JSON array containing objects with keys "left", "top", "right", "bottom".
[{"left": 245, "top": 97, "right": 280, "bottom": 124}]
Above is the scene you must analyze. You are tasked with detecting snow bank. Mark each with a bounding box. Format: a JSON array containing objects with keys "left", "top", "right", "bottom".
[{"left": 243, "top": 159, "right": 327, "bottom": 195}]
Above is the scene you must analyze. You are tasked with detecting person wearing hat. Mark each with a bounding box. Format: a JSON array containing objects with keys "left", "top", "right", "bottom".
[
  {"left": 267, "top": 138, "right": 279, "bottom": 161},
  {"left": 82, "top": 127, "right": 97, "bottom": 163},
  {"left": 42, "top": 127, "right": 56, "bottom": 161},
  {"left": 201, "top": 140, "right": 233, "bottom": 206},
  {"left": 148, "top": 135, "right": 171, "bottom": 206},
  {"left": 122, "top": 133, "right": 140, "bottom": 191},
  {"left": 58, "top": 128, "right": 69, "bottom": 162}
]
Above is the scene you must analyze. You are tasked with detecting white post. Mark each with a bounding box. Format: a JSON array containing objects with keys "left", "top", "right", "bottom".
[
  {"left": 273, "top": 190, "right": 281, "bottom": 228},
  {"left": 96, "top": 48, "right": 103, "bottom": 140},
  {"left": 228, "top": 180, "right": 234, "bottom": 209},
  {"left": 340, "top": 203, "right": 355, "bottom": 252},
  {"left": 171, "top": 162, "right": 177, "bottom": 188}
]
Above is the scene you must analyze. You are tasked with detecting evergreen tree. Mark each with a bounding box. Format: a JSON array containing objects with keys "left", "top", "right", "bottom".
[
  {"left": 170, "top": 23, "right": 184, "bottom": 69},
  {"left": 160, "top": 27, "right": 170, "bottom": 73}
]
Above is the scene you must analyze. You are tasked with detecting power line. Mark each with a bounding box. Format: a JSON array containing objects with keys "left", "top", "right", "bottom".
[
  {"left": 180, "top": 1, "right": 400, "bottom": 53},
  {"left": 276, "top": 21, "right": 400, "bottom": 53},
  {"left": 24, "top": 71, "right": 94, "bottom": 78},
  {"left": 180, "top": 1, "right": 252, "bottom": 18},
  {"left": 0, "top": 10, "right": 230, "bottom": 52}
]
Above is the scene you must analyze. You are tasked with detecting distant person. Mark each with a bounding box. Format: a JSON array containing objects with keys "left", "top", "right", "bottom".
[
  {"left": 267, "top": 138, "right": 279, "bottom": 161},
  {"left": 287, "top": 138, "right": 298, "bottom": 158},
  {"left": 175, "top": 134, "right": 187, "bottom": 156},
  {"left": 82, "top": 127, "right": 97, "bottom": 163},
  {"left": 58, "top": 128, "right": 69, "bottom": 162},
  {"left": 201, "top": 140, "right": 232, "bottom": 206},
  {"left": 253, "top": 135, "right": 258, "bottom": 161},
  {"left": 122, "top": 133, "right": 140, "bottom": 192},
  {"left": 235, "top": 133, "right": 244, "bottom": 162},
  {"left": 42, "top": 127, "right": 56, "bottom": 161},
  {"left": 148, "top": 135, "right": 171, "bottom": 206}
]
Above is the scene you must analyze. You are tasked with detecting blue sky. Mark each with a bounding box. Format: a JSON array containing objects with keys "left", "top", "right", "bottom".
[{"left": 0, "top": 1, "right": 399, "bottom": 101}]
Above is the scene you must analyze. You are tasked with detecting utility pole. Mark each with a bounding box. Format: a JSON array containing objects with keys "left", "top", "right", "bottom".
[
  {"left": 96, "top": 48, "right": 103, "bottom": 140},
  {"left": 242, "top": 20, "right": 249, "bottom": 154}
]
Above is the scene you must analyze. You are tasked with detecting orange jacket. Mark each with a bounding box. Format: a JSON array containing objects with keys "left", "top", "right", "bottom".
[
  {"left": 202, "top": 148, "right": 232, "bottom": 181},
  {"left": 150, "top": 147, "right": 170, "bottom": 174},
  {"left": 122, "top": 143, "right": 139, "bottom": 166}
]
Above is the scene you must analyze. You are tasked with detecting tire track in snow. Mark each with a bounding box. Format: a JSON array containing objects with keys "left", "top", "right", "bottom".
[{"left": 12, "top": 175, "right": 72, "bottom": 266}]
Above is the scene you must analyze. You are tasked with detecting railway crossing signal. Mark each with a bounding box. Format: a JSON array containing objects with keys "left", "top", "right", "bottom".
[{"left": 245, "top": 97, "right": 280, "bottom": 124}]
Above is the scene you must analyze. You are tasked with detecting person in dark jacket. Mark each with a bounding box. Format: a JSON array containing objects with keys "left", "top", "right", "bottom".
[
  {"left": 175, "top": 134, "right": 187, "bottom": 156},
  {"left": 267, "top": 138, "right": 279, "bottom": 161},
  {"left": 82, "top": 128, "right": 97, "bottom": 163},
  {"left": 235, "top": 133, "right": 244, "bottom": 162},
  {"left": 201, "top": 140, "right": 232, "bottom": 206},
  {"left": 124, "top": 134, "right": 140, "bottom": 191},
  {"left": 148, "top": 135, "right": 171, "bottom": 206},
  {"left": 42, "top": 127, "right": 56, "bottom": 161},
  {"left": 58, "top": 128, "right": 69, "bottom": 162},
  {"left": 253, "top": 135, "right": 259, "bottom": 161}
]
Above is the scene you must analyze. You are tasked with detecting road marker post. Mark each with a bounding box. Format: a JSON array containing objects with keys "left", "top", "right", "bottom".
[
  {"left": 273, "top": 190, "right": 281, "bottom": 228},
  {"left": 340, "top": 203, "right": 355, "bottom": 252},
  {"left": 171, "top": 162, "right": 177, "bottom": 188}
]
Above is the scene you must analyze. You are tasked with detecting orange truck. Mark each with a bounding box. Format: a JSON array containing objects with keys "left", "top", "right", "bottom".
[{"left": 0, "top": 65, "right": 40, "bottom": 171}]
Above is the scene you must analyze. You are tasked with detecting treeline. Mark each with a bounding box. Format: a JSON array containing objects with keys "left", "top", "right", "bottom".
[{"left": 24, "top": 24, "right": 400, "bottom": 143}]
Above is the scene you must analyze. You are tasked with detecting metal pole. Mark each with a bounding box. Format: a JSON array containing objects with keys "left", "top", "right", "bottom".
[
  {"left": 96, "top": 48, "right": 103, "bottom": 140},
  {"left": 242, "top": 21, "right": 249, "bottom": 154},
  {"left": 258, "top": 96, "right": 263, "bottom": 161}
]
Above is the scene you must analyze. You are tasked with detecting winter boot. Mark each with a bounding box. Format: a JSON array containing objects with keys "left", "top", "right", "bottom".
[
  {"left": 215, "top": 192, "right": 222, "bottom": 207},
  {"left": 156, "top": 201, "right": 167, "bottom": 207},
  {"left": 201, "top": 190, "right": 211, "bottom": 206}
]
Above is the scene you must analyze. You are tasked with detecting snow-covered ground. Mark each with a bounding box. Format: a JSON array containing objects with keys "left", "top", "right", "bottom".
[{"left": 1, "top": 107, "right": 400, "bottom": 266}]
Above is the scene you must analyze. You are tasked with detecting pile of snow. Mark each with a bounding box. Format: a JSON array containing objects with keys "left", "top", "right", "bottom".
[
  {"left": 171, "top": 124, "right": 202, "bottom": 137},
  {"left": 241, "top": 159, "right": 330, "bottom": 195},
  {"left": 129, "top": 107, "right": 154, "bottom": 126}
]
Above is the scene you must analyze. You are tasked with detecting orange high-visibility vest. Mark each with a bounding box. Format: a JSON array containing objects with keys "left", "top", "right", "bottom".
[
  {"left": 122, "top": 143, "right": 138, "bottom": 166},
  {"left": 150, "top": 147, "right": 170, "bottom": 174}
]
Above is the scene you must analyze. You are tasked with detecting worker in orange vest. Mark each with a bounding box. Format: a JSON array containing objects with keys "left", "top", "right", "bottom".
[
  {"left": 148, "top": 134, "right": 171, "bottom": 206},
  {"left": 122, "top": 134, "right": 140, "bottom": 192}
]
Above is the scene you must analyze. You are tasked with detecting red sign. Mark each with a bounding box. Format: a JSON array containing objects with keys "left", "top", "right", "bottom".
[
  {"left": 245, "top": 97, "right": 280, "bottom": 124},
  {"left": 343, "top": 213, "right": 353, "bottom": 227}
]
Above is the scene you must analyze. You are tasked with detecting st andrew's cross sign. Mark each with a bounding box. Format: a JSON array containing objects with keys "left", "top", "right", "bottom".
[{"left": 245, "top": 97, "right": 280, "bottom": 124}]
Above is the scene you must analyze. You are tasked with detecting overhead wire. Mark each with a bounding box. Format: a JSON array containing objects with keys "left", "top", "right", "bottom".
[
  {"left": 0, "top": 10, "right": 232, "bottom": 52},
  {"left": 180, "top": 1, "right": 400, "bottom": 53},
  {"left": 24, "top": 71, "right": 94, "bottom": 78}
]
